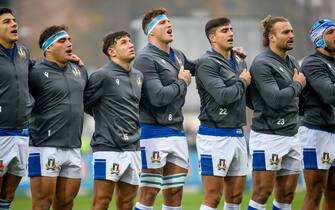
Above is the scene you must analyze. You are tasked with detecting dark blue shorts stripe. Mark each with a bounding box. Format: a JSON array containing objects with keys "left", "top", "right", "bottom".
[
  {"left": 141, "top": 147, "right": 148, "bottom": 169},
  {"left": 200, "top": 154, "right": 213, "bottom": 176},
  {"left": 252, "top": 150, "right": 266, "bottom": 171},
  {"left": 303, "top": 148, "right": 318, "bottom": 169},
  {"left": 198, "top": 124, "right": 244, "bottom": 137},
  {"left": 28, "top": 153, "right": 41, "bottom": 177},
  {"left": 0, "top": 128, "right": 29, "bottom": 137},
  {"left": 94, "top": 159, "right": 106, "bottom": 180},
  {"left": 140, "top": 123, "right": 184, "bottom": 139}
]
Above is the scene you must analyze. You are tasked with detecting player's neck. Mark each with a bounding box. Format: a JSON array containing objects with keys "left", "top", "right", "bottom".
[
  {"left": 149, "top": 39, "right": 171, "bottom": 53},
  {"left": 270, "top": 45, "right": 288, "bottom": 59},
  {"left": 213, "top": 46, "right": 231, "bottom": 60},
  {"left": 111, "top": 57, "right": 131, "bottom": 72},
  {"left": 317, "top": 48, "right": 335, "bottom": 58},
  {"left": 0, "top": 39, "right": 14, "bottom": 49},
  {"left": 45, "top": 56, "right": 67, "bottom": 68}
]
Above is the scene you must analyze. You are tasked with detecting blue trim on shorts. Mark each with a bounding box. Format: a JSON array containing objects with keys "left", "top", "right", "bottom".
[
  {"left": 141, "top": 147, "right": 148, "bottom": 169},
  {"left": 200, "top": 154, "right": 214, "bottom": 176},
  {"left": 252, "top": 150, "right": 266, "bottom": 171},
  {"left": 272, "top": 204, "right": 281, "bottom": 210},
  {"left": 94, "top": 159, "right": 106, "bottom": 180},
  {"left": 28, "top": 153, "right": 41, "bottom": 177},
  {"left": 247, "top": 206, "right": 258, "bottom": 210},
  {"left": 303, "top": 148, "right": 318, "bottom": 169},
  {"left": 140, "top": 123, "right": 185, "bottom": 139},
  {"left": 0, "top": 128, "right": 29, "bottom": 137},
  {"left": 198, "top": 124, "right": 244, "bottom": 137}
]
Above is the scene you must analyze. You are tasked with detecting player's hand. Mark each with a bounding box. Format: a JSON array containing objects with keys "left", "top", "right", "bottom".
[
  {"left": 233, "top": 47, "right": 247, "bottom": 59},
  {"left": 239, "top": 69, "right": 251, "bottom": 86},
  {"left": 70, "top": 54, "right": 85, "bottom": 67},
  {"left": 293, "top": 68, "right": 306, "bottom": 88},
  {"left": 178, "top": 66, "right": 192, "bottom": 86}
]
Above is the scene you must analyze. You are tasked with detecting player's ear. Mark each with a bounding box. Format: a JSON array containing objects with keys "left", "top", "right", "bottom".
[
  {"left": 209, "top": 33, "right": 216, "bottom": 44},
  {"left": 269, "top": 32, "right": 275, "bottom": 43},
  {"left": 108, "top": 47, "right": 117, "bottom": 58}
]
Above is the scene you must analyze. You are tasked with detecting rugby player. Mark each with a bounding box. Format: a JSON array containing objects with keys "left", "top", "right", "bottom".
[
  {"left": 84, "top": 31, "right": 143, "bottom": 210},
  {"left": 195, "top": 17, "right": 251, "bottom": 210},
  {"left": 299, "top": 19, "right": 335, "bottom": 210},
  {"left": 247, "top": 16, "right": 306, "bottom": 210},
  {"left": 28, "top": 25, "right": 88, "bottom": 210}
]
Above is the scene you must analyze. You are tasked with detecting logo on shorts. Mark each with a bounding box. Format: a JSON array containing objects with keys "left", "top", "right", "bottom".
[
  {"left": 151, "top": 151, "right": 161, "bottom": 163},
  {"left": 321, "top": 152, "right": 331, "bottom": 164},
  {"left": 269, "top": 154, "right": 280, "bottom": 165},
  {"left": 45, "top": 158, "right": 57, "bottom": 170},
  {"left": 110, "top": 163, "right": 120, "bottom": 176},
  {"left": 0, "top": 160, "right": 4, "bottom": 172},
  {"left": 217, "top": 159, "right": 226, "bottom": 171}
]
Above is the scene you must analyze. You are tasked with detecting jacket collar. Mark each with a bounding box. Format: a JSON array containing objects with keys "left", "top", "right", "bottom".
[{"left": 41, "top": 58, "right": 68, "bottom": 72}]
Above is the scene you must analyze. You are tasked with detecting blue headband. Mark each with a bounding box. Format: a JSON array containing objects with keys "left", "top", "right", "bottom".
[
  {"left": 41, "top": 31, "right": 69, "bottom": 51},
  {"left": 145, "top": 14, "right": 168, "bottom": 35},
  {"left": 310, "top": 19, "right": 335, "bottom": 48}
]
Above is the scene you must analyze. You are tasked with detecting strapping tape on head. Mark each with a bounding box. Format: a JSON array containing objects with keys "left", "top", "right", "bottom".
[
  {"left": 41, "top": 31, "right": 69, "bottom": 52},
  {"left": 310, "top": 19, "right": 335, "bottom": 48},
  {"left": 145, "top": 14, "right": 168, "bottom": 35}
]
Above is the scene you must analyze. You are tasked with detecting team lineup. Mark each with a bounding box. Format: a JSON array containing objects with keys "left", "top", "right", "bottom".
[{"left": 0, "top": 6, "right": 334, "bottom": 210}]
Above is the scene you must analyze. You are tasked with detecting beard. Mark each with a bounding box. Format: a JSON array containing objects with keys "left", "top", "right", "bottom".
[
  {"left": 278, "top": 42, "right": 293, "bottom": 52},
  {"left": 325, "top": 40, "right": 335, "bottom": 52}
]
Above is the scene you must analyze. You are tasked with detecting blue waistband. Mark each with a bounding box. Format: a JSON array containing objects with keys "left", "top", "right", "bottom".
[
  {"left": 141, "top": 123, "right": 185, "bottom": 139},
  {"left": 0, "top": 128, "right": 29, "bottom": 137},
  {"left": 198, "top": 124, "right": 243, "bottom": 137}
]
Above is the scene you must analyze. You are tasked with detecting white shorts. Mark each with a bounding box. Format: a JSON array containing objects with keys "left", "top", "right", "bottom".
[
  {"left": 28, "top": 146, "right": 81, "bottom": 179},
  {"left": 249, "top": 130, "right": 302, "bottom": 176},
  {"left": 299, "top": 126, "right": 335, "bottom": 170},
  {"left": 140, "top": 124, "right": 189, "bottom": 170},
  {"left": 196, "top": 126, "right": 248, "bottom": 177},
  {"left": 0, "top": 136, "right": 29, "bottom": 177},
  {"left": 93, "top": 151, "right": 141, "bottom": 185}
]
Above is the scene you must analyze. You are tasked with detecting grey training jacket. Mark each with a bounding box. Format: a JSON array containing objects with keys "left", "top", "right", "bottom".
[
  {"left": 0, "top": 43, "right": 33, "bottom": 130},
  {"left": 248, "top": 48, "right": 303, "bottom": 136},
  {"left": 196, "top": 50, "right": 247, "bottom": 128},
  {"left": 29, "top": 59, "right": 88, "bottom": 148},
  {"left": 84, "top": 61, "right": 143, "bottom": 152},
  {"left": 300, "top": 51, "right": 335, "bottom": 132},
  {"left": 133, "top": 43, "right": 196, "bottom": 131}
]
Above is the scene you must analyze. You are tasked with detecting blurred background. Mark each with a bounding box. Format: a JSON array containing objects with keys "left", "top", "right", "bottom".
[{"left": 2, "top": 0, "right": 335, "bottom": 196}]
